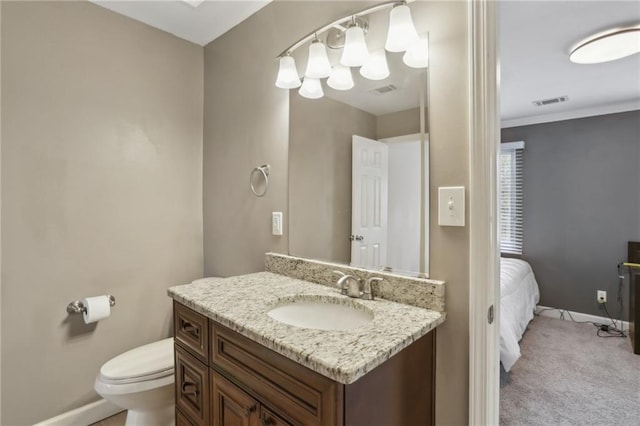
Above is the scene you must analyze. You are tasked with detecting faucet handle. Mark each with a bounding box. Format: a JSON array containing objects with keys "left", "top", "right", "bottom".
[
  {"left": 362, "top": 277, "right": 383, "bottom": 300},
  {"left": 333, "top": 271, "right": 349, "bottom": 295}
]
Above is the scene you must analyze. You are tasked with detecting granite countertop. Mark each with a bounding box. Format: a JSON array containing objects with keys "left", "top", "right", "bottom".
[{"left": 168, "top": 272, "right": 446, "bottom": 384}]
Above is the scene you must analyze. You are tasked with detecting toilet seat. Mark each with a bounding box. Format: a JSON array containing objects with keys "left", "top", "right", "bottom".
[{"left": 99, "top": 338, "right": 174, "bottom": 385}]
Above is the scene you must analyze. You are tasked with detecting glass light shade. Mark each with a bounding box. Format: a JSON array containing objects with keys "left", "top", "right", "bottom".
[
  {"left": 275, "top": 56, "right": 301, "bottom": 89},
  {"left": 570, "top": 28, "right": 640, "bottom": 64},
  {"left": 305, "top": 40, "right": 332, "bottom": 78},
  {"left": 327, "top": 65, "right": 354, "bottom": 90},
  {"left": 340, "top": 25, "right": 369, "bottom": 67},
  {"left": 360, "top": 50, "right": 390, "bottom": 80},
  {"left": 298, "top": 77, "right": 324, "bottom": 99},
  {"left": 403, "top": 36, "right": 429, "bottom": 68},
  {"left": 385, "top": 4, "right": 419, "bottom": 52}
]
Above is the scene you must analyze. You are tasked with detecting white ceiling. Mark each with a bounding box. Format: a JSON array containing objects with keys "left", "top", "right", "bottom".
[
  {"left": 89, "top": 0, "right": 271, "bottom": 46},
  {"left": 499, "top": 0, "right": 640, "bottom": 127}
]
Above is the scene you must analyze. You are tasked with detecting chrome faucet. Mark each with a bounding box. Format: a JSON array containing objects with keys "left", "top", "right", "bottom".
[
  {"left": 362, "top": 277, "right": 383, "bottom": 300},
  {"left": 333, "top": 271, "right": 383, "bottom": 300},
  {"left": 336, "top": 274, "right": 362, "bottom": 298}
]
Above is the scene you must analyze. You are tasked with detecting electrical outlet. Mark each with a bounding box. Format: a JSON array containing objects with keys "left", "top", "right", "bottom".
[{"left": 597, "top": 290, "right": 607, "bottom": 304}]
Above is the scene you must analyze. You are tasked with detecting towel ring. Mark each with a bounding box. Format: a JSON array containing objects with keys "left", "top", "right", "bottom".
[{"left": 250, "top": 164, "right": 270, "bottom": 197}]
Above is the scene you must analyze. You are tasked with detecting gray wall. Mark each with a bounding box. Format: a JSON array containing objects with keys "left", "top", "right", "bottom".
[
  {"left": 1, "top": 2, "right": 204, "bottom": 424},
  {"left": 289, "top": 93, "right": 377, "bottom": 264},
  {"left": 204, "top": 2, "right": 471, "bottom": 424},
  {"left": 501, "top": 110, "right": 640, "bottom": 319}
]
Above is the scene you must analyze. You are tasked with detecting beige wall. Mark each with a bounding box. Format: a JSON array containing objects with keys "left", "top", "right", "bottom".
[
  {"left": 421, "top": 2, "right": 470, "bottom": 424},
  {"left": 376, "top": 106, "right": 427, "bottom": 140},
  {"left": 203, "top": 2, "right": 373, "bottom": 277},
  {"left": 289, "top": 93, "right": 376, "bottom": 264},
  {"left": 1, "top": 2, "right": 204, "bottom": 424},
  {"left": 204, "top": 1, "right": 470, "bottom": 425}
]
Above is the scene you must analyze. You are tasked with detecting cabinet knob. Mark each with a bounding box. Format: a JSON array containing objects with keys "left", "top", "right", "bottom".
[
  {"left": 245, "top": 404, "right": 257, "bottom": 416},
  {"left": 180, "top": 320, "right": 200, "bottom": 338},
  {"left": 181, "top": 381, "right": 199, "bottom": 397},
  {"left": 260, "top": 417, "right": 275, "bottom": 426}
]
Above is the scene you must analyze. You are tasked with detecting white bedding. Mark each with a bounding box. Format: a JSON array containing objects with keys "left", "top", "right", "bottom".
[{"left": 500, "top": 257, "right": 540, "bottom": 372}]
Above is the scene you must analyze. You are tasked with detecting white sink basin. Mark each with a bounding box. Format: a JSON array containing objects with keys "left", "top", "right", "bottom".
[{"left": 267, "top": 297, "right": 373, "bottom": 331}]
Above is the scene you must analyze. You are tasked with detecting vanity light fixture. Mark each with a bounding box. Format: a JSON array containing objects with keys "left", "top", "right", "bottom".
[
  {"left": 305, "top": 36, "right": 332, "bottom": 78},
  {"left": 360, "top": 50, "right": 391, "bottom": 80},
  {"left": 570, "top": 26, "right": 640, "bottom": 64},
  {"left": 274, "top": 1, "right": 427, "bottom": 97},
  {"left": 403, "top": 35, "right": 429, "bottom": 68},
  {"left": 385, "top": 3, "right": 419, "bottom": 52},
  {"left": 275, "top": 55, "right": 301, "bottom": 89},
  {"left": 340, "top": 18, "right": 370, "bottom": 67},
  {"left": 327, "top": 65, "right": 355, "bottom": 91},
  {"left": 299, "top": 77, "right": 324, "bottom": 99}
]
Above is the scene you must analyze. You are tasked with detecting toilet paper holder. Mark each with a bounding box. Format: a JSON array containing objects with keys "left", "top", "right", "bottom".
[{"left": 67, "top": 295, "right": 116, "bottom": 315}]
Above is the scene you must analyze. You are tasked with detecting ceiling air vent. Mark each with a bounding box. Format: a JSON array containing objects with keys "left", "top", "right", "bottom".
[
  {"left": 369, "top": 84, "right": 397, "bottom": 95},
  {"left": 532, "top": 95, "right": 569, "bottom": 107}
]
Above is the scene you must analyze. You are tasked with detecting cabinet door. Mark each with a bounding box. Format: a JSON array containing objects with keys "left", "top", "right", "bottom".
[
  {"left": 259, "top": 407, "right": 293, "bottom": 426},
  {"left": 175, "top": 346, "right": 210, "bottom": 426},
  {"left": 211, "top": 369, "right": 260, "bottom": 426}
]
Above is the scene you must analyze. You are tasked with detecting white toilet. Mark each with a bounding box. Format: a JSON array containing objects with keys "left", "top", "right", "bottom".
[{"left": 95, "top": 338, "right": 175, "bottom": 426}]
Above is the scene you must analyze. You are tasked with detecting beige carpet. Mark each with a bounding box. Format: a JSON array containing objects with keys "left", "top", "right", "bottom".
[{"left": 500, "top": 316, "right": 640, "bottom": 425}]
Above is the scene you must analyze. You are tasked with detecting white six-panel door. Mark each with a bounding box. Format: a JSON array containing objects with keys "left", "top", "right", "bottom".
[{"left": 351, "top": 135, "right": 389, "bottom": 270}]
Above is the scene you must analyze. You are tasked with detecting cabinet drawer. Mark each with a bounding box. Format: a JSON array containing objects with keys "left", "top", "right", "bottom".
[
  {"left": 175, "top": 345, "right": 210, "bottom": 426},
  {"left": 174, "top": 301, "right": 209, "bottom": 362},
  {"left": 210, "top": 321, "right": 342, "bottom": 426}
]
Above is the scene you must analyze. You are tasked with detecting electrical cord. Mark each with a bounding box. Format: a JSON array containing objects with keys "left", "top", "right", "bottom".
[{"left": 534, "top": 305, "right": 626, "bottom": 338}]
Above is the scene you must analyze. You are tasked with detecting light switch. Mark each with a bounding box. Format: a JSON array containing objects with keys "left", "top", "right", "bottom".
[
  {"left": 272, "top": 212, "right": 283, "bottom": 236},
  {"left": 438, "top": 186, "right": 465, "bottom": 227}
]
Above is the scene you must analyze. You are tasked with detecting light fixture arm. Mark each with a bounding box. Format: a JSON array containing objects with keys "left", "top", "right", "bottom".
[{"left": 276, "top": 0, "right": 409, "bottom": 58}]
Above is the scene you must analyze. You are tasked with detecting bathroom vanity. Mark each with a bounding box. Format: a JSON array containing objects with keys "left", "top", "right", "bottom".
[{"left": 168, "top": 257, "right": 445, "bottom": 426}]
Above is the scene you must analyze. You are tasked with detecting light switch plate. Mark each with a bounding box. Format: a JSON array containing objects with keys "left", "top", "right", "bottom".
[
  {"left": 438, "top": 186, "right": 465, "bottom": 226},
  {"left": 272, "top": 212, "right": 283, "bottom": 236}
]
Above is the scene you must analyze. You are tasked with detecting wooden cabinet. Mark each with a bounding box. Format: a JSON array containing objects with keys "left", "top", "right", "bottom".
[{"left": 173, "top": 301, "right": 435, "bottom": 426}]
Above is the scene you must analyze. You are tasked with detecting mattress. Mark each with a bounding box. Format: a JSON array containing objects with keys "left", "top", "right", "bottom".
[{"left": 500, "top": 257, "right": 540, "bottom": 372}]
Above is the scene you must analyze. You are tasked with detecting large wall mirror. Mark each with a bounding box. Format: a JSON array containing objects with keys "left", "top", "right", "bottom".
[{"left": 287, "top": 3, "right": 430, "bottom": 277}]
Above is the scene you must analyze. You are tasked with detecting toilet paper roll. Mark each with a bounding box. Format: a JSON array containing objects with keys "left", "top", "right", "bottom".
[{"left": 82, "top": 295, "right": 111, "bottom": 324}]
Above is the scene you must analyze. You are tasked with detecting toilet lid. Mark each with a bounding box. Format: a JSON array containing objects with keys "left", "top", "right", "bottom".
[{"left": 100, "top": 338, "right": 174, "bottom": 383}]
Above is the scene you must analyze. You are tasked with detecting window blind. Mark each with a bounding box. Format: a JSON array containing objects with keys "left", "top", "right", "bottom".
[{"left": 499, "top": 142, "right": 524, "bottom": 255}]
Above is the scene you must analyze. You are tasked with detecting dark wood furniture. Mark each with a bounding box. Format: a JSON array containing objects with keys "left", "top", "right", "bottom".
[
  {"left": 629, "top": 242, "right": 640, "bottom": 355},
  {"left": 173, "top": 301, "right": 436, "bottom": 426}
]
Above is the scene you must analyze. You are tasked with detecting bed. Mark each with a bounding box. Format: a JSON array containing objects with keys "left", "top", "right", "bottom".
[{"left": 500, "top": 257, "right": 540, "bottom": 372}]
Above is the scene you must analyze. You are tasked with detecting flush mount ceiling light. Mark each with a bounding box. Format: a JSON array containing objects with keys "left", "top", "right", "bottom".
[
  {"left": 570, "top": 26, "right": 640, "bottom": 64},
  {"left": 180, "top": 0, "right": 206, "bottom": 8},
  {"left": 274, "top": 1, "right": 427, "bottom": 98}
]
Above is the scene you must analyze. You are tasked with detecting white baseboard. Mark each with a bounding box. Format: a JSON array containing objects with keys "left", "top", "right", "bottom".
[
  {"left": 536, "top": 305, "right": 630, "bottom": 331},
  {"left": 33, "top": 399, "right": 122, "bottom": 426}
]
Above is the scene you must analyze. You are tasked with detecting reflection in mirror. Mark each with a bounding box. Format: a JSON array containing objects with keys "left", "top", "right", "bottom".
[{"left": 287, "top": 4, "right": 430, "bottom": 277}]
